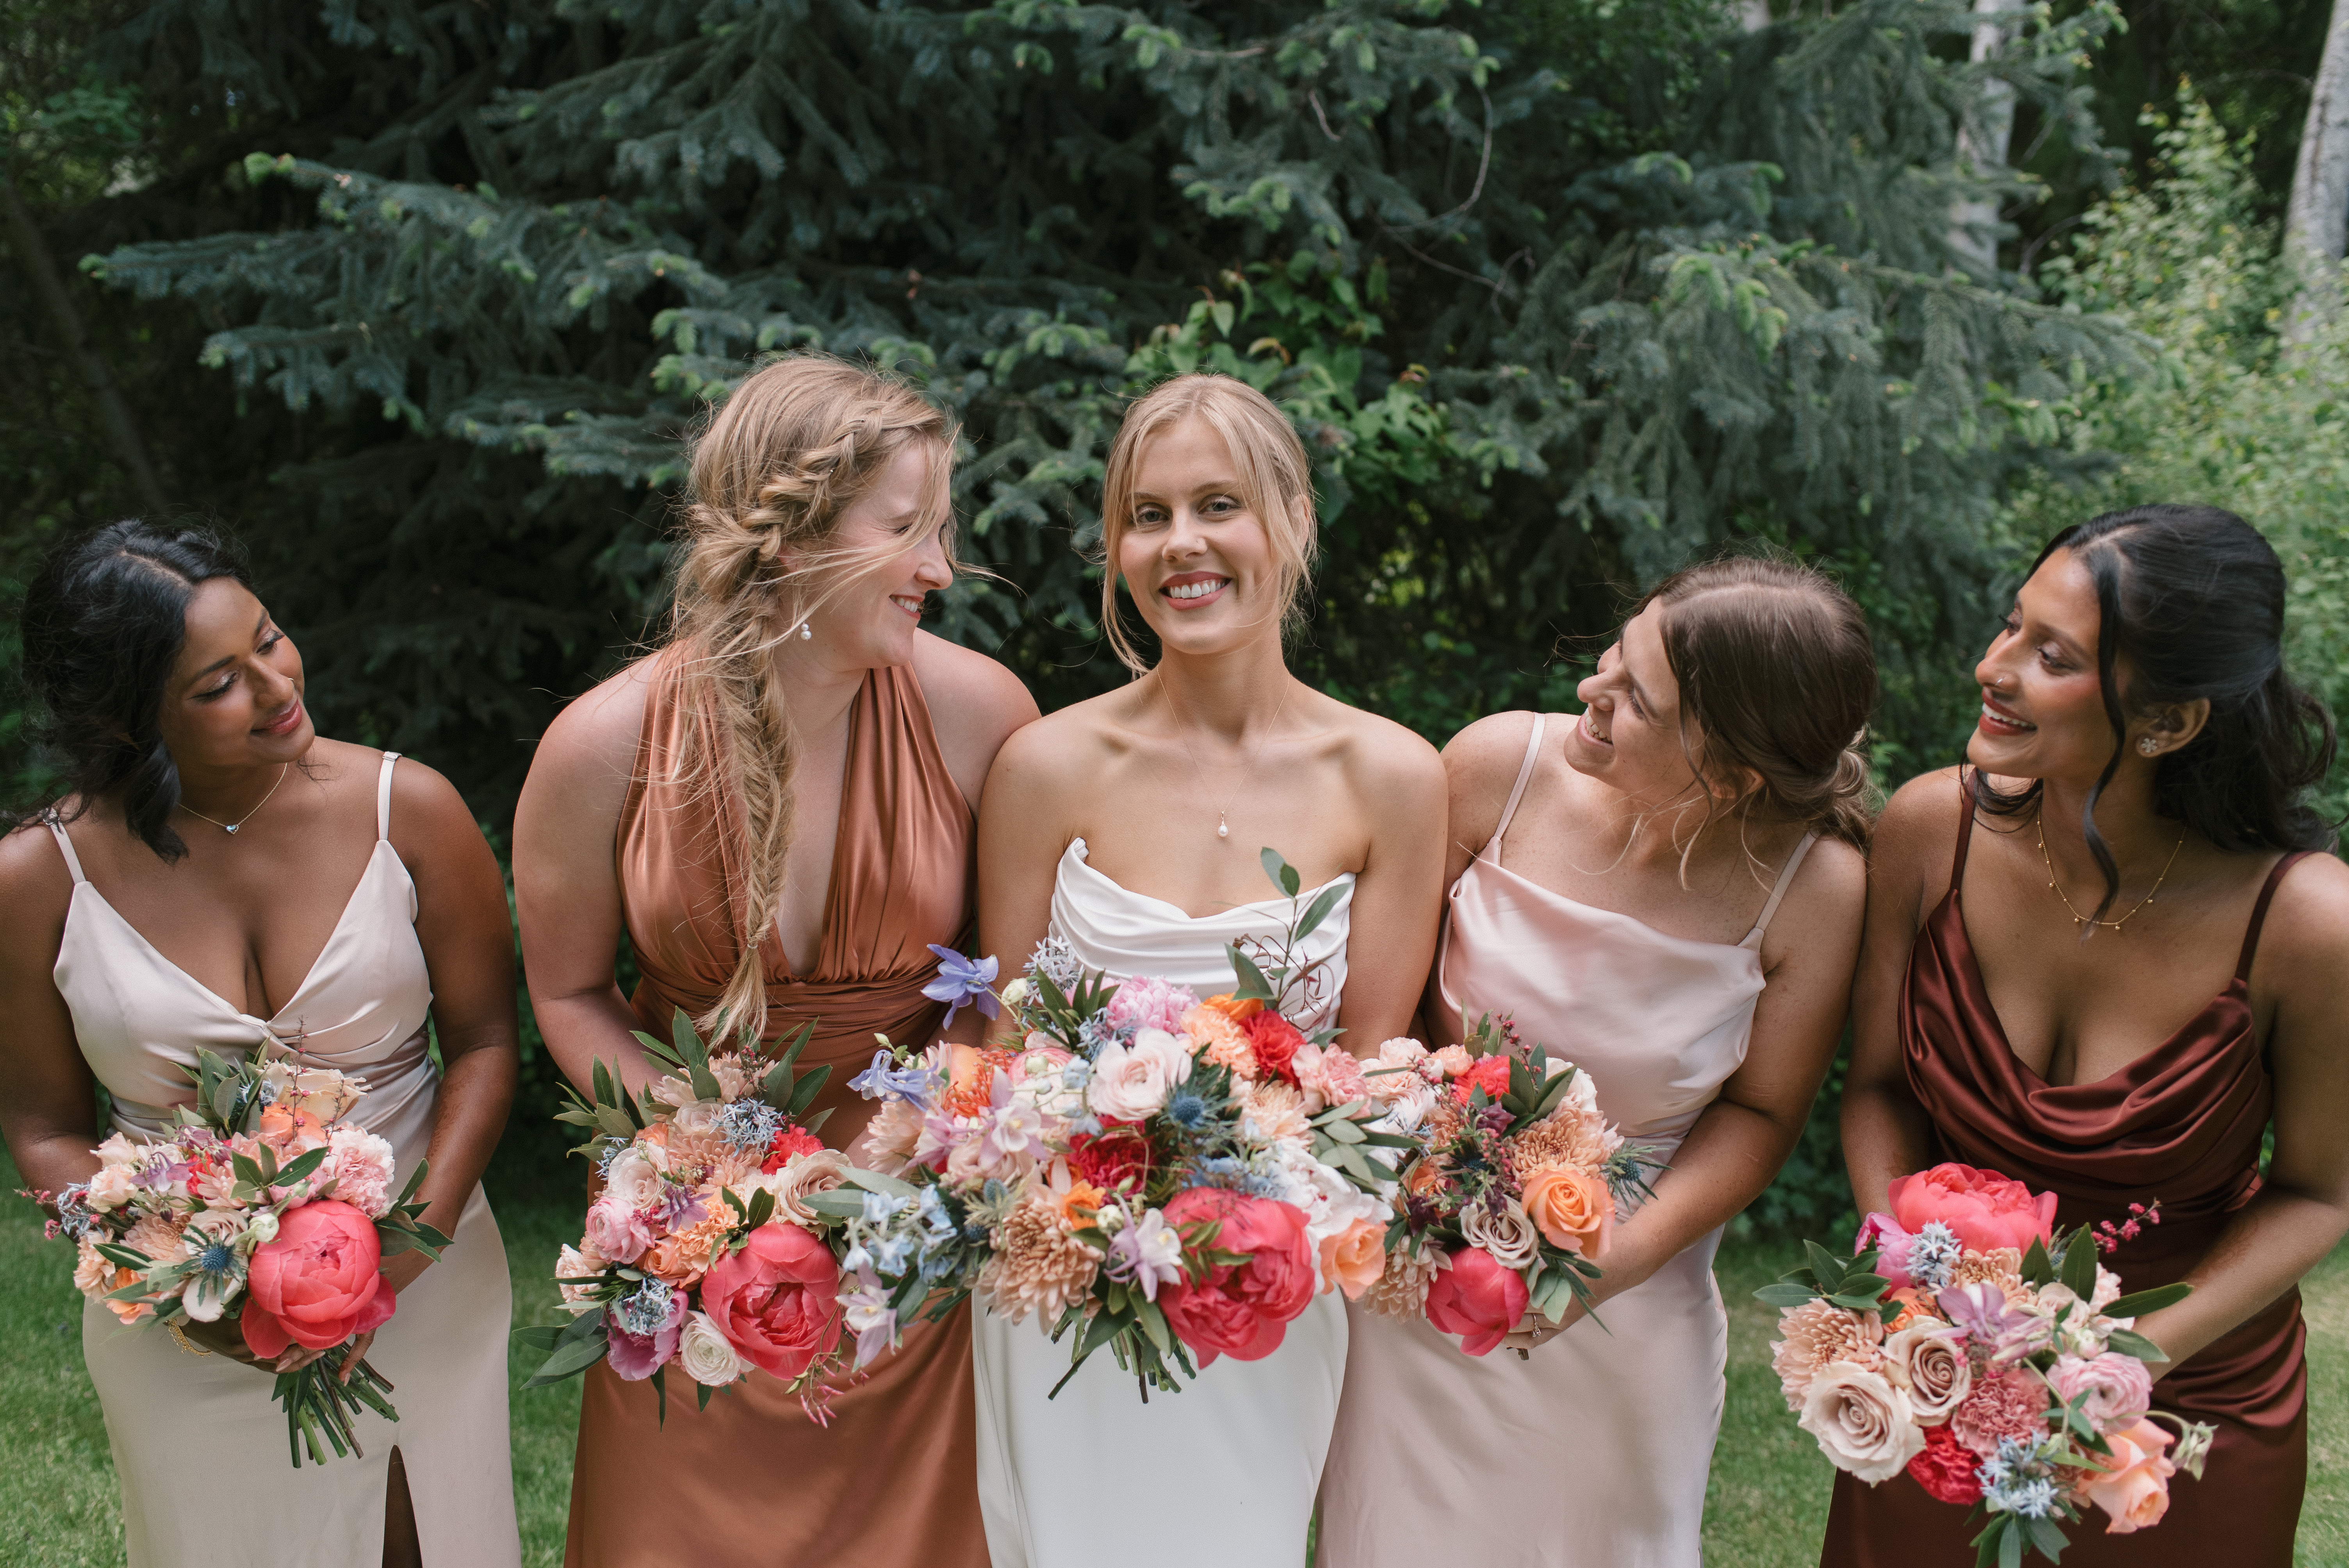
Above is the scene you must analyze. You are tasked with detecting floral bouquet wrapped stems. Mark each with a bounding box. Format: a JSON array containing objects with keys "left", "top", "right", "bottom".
[
  {"left": 518, "top": 1011, "right": 923, "bottom": 1425},
  {"left": 38, "top": 1045, "right": 446, "bottom": 1467},
  {"left": 1761, "top": 1162, "right": 2212, "bottom": 1566},
  {"left": 1362, "top": 1010, "right": 1659, "bottom": 1356},
  {"left": 848, "top": 849, "right": 1417, "bottom": 1399}
]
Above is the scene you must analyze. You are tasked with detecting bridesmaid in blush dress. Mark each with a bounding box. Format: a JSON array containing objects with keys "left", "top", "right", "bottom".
[
  {"left": 0, "top": 522, "right": 521, "bottom": 1568},
  {"left": 515, "top": 355, "right": 1036, "bottom": 1568},
  {"left": 972, "top": 373, "right": 1448, "bottom": 1568},
  {"left": 1320, "top": 556, "right": 1875, "bottom": 1568},
  {"left": 1834, "top": 506, "right": 2349, "bottom": 1566}
]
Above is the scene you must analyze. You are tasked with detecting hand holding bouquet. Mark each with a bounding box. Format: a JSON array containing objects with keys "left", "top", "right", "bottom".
[
  {"left": 847, "top": 849, "right": 1415, "bottom": 1397},
  {"left": 40, "top": 1046, "right": 446, "bottom": 1466},
  {"left": 1761, "top": 1162, "right": 2212, "bottom": 1564},
  {"left": 520, "top": 1013, "right": 920, "bottom": 1425},
  {"left": 1363, "top": 1011, "right": 1657, "bottom": 1356}
]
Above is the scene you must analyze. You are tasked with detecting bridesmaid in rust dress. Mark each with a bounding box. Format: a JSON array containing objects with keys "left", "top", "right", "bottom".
[
  {"left": 513, "top": 355, "right": 1036, "bottom": 1567},
  {"left": 1834, "top": 505, "right": 2349, "bottom": 1566}
]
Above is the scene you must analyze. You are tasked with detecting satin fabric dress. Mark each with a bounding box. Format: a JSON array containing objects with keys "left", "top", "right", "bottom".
[
  {"left": 1822, "top": 783, "right": 2311, "bottom": 1566},
  {"left": 971, "top": 837, "right": 1356, "bottom": 1568},
  {"left": 1320, "top": 713, "right": 1816, "bottom": 1568},
  {"left": 563, "top": 648, "right": 987, "bottom": 1568},
  {"left": 50, "top": 752, "right": 518, "bottom": 1568}
]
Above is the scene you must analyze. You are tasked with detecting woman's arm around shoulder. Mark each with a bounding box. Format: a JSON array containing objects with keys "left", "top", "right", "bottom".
[
  {"left": 1334, "top": 707, "right": 1447, "bottom": 1049},
  {"left": 1840, "top": 765, "right": 1967, "bottom": 1215},
  {"left": 0, "top": 822, "right": 98, "bottom": 1194},
  {"left": 910, "top": 630, "right": 1041, "bottom": 814},
  {"left": 513, "top": 662, "right": 655, "bottom": 1094}
]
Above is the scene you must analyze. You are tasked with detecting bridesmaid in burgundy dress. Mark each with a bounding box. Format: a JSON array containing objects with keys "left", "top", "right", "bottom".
[{"left": 1834, "top": 504, "right": 2349, "bottom": 1565}]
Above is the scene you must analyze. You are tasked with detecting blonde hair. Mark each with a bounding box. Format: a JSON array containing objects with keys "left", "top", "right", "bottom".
[
  {"left": 669, "top": 352, "right": 958, "bottom": 1042},
  {"left": 1097, "top": 374, "right": 1319, "bottom": 673}
]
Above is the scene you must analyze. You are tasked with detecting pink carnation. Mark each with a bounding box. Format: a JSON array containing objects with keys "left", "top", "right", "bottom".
[
  {"left": 1950, "top": 1368, "right": 2050, "bottom": 1456},
  {"left": 325, "top": 1126, "right": 397, "bottom": 1219},
  {"left": 1106, "top": 976, "right": 1198, "bottom": 1037},
  {"left": 1296, "top": 1043, "right": 1371, "bottom": 1109}
]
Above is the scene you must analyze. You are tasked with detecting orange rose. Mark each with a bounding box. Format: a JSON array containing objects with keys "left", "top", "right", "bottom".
[
  {"left": 1318, "top": 1219, "right": 1388, "bottom": 1299},
  {"left": 1882, "top": 1288, "right": 1936, "bottom": 1333},
  {"left": 2078, "top": 1418, "right": 2175, "bottom": 1534},
  {"left": 1520, "top": 1165, "right": 1614, "bottom": 1260},
  {"left": 1195, "top": 994, "right": 1264, "bottom": 1024},
  {"left": 257, "top": 1103, "right": 328, "bottom": 1151}
]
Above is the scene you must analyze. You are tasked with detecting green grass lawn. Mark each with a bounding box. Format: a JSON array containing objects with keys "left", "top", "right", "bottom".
[{"left": 5, "top": 1145, "right": 2346, "bottom": 1566}]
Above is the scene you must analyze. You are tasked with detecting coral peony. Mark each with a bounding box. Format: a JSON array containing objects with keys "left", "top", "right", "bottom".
[
  {"left": 1520, "top": 1165, "right": 1614, "bottom": 1260},
  {"left": 699, "top": 1222, "right": 844, "bottom": 1380},
  {"left": 2078, "top": 1418, "right": 2175, "bottom": 1534},
  {"left": 1319, "top": 1218, "right": 1387, "bottom": 1299},
  {"left": 240, "top": 1200, "right": 396, "bottom": 1358},
  {"left": 1242, "top": 1012, "right": 1307, "bottom": 1086},
  {"left": 1905, "top": 1422, "right": 1984, "bottom": 1505},
  {"left": 1423, "top": 1245, "right": 1529, "bottom": 1357},
  {"left": 1156, "top": 1188, "right": 1317, "bottom": 1365},
  {"left": 1886, "top": 1163, "right": 2057, "bottom": 1256}
]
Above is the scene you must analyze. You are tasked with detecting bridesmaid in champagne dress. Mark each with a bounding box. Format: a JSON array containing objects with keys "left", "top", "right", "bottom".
[
  {"left": 1836, "top": 507, "right": 2349, "bottom": 1566},
  {"left": 0, "top": 522, "right": 521, "bottom": 1568},
  {"left": 514, "top": 356, "right": 1035, "bottom": 1567},
  {"left": 973, "top": 373, "right": 1448, "bottom": 1568},
  {"left": 1320, "top": 557, "right": 1874, "bottom": 1567}
]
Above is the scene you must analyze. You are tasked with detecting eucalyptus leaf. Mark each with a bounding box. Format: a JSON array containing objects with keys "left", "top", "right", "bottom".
[
  {"left": 1293, "top": 883, "right": 1345, "bottom": 942},
  {"left": 2104, "top": 1282, "right": 2191, "bottom": 1318}
]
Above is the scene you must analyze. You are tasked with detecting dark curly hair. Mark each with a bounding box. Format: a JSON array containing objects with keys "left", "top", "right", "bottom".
[
  {"left": 1976, "top": 504, "right": 2338, "bottom": 919},
  {"left": 16, "top": 520, "right": 255, "bottom": 863}
]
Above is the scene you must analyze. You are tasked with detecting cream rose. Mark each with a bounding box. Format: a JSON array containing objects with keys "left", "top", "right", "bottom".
[
  {"left": 678, "top": 1310, "right": 745, "bottom": 1387},
  {"left": 766, "top": 1148, "right": 850, "bottom": 1225},
  {"left": 1461, "top": 1198, "right": 1541, "bottom": 1271},
  {"left": 1798, "top": 1360, "right": 1927, "bottom": 1484},
  {"left": 85, "top": 1166, "right": 135, "bottom": 1212},
  {"left": 1087, "top": 1030, "right": 1192, "bottom": 1121},
  {"left": 1882, "top": 1322, "right": 1972, "bottom": 1422},
  {"left": 602, "top": 1147, "right": 661, "bottom": 1209}
]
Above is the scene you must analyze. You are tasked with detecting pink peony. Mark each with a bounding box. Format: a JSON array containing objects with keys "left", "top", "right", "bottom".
[
  {"left": 1887, "top": 1163, "right": 2057, "bottom": 1256},
  {"left": 583, "top": 1195, "right": 652, "bottom": 1265},
  {"left": 1156, "top": 1189, "right": 1319, "bottom": 1366},
  {"left": 1854, "top": 1211, "right": 1917, "bottom": 1292},
  {"left": 240, "top": 1200, "right": 397, "bottom": 1357},
  {"left": 1424, "top": 1245, "right": 1529, "bottom": 1357},
  {"left": 1105, "top": 976, "right": 1199, "bottom": 1037},
  {"left": 699, "top": 1222, "right": 843, "bottom": 1380},
  {"left": 1949, "top": 1368, "right": 2050, "bottom": 1456},
  {"left": 2048, "top": 1352, "right": 2155, "bottom": 1429}
]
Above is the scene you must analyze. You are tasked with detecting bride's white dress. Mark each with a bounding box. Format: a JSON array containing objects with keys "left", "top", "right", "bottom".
[{"left": 971, "top": 837, "right": 1356, "bottom": 1568}]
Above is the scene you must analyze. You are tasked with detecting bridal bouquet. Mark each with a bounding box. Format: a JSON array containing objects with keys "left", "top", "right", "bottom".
[
  {"left": 1761, "top": 1162, "right": 2211, "bottom": 1564},
  {"left": 39, "top": 1046, "right": 446, "bottom": 1466},
  {"left": 846, "top": 849, "right": 1415, "bottom": 1397},
  {"left": 519, "top": 1014, "right": 918, "bottom": 1424},
  {"left": 1361, "top": 1010, "right": 1657, "bottom": 1354}
]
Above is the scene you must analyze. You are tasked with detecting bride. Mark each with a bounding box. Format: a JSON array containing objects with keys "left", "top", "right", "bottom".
[{"left": 971, "top": 372, "right": 1446, "bottom": 1567}]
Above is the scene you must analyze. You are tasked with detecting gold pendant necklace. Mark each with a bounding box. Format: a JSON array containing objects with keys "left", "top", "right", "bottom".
[
  {"left": 178, "top": 764, "right": 290, "bottom": 836},
  {"left": 1162, "top": 675, "right": 1291, "bottom": 842},
  {"left": 2035, "top": 814, "right": 2186, "bottom": 934}
]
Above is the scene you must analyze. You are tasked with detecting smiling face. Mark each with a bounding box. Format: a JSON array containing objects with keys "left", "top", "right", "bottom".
[
  {"left": 155, "top": 577, "right": 313, "bottom": 773},
  {"left": 1970, "top": 547, "right": 2123, "bottom": 783},
  {"left": 1116, "top": 415, "right": 1289, "bottom": 659},
  {"left": 794, "top": 438, "right": 953, "bottom": 670},
  {"left": 1564, "top": 602, "right": 1711, "bottom": 805}
]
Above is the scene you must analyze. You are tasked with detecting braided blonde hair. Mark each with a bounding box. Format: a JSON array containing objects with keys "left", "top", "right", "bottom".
[{"left": 670, "top": 353, "right": 958, "bottom": 1043}]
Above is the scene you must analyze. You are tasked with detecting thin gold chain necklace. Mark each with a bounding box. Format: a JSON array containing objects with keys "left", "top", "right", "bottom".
[
  {"left": 178, "top": 764, "right": 290, "bottom": 836},
  {"left": 2034, "top": 814, "right": 2186, "bottom": 934},
  {"left": 1161, "top": 675, "right": 1290, "bottom": 842}
]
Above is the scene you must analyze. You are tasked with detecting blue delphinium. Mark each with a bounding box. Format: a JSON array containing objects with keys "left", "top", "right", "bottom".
[
  {"left": 851, "top": 1049, "right": 935, "bottom": 1103},
  {"left": 1907, "top": 1220, "right": 1963, "bottom": 1294}
]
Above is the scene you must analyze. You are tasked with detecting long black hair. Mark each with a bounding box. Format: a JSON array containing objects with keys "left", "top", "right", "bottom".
[
  {"left": 1976, "top": 504, "right": 2337, "bottom": 919},
  {"left": 16, "top": 520, "right": 255, "bottom": 863}
]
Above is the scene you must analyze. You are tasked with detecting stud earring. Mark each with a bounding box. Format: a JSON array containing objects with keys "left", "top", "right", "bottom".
[
  {"left": 2138, "top": 737, "right": 2160, "bottom": 756},
  {"left": 800, "top": 622, "right": 812, "bottom": 640}
]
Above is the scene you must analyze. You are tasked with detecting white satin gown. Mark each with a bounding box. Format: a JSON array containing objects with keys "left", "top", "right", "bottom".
[
  {"left": 972, "top": 837, "right": 1356, "bottom": 1568},
  {"left": 1319, "top": 715, "right": 1816, "bottom": 1568},
  {"left": 47, "top": 753, "right": 518, "bottom": 1568}
]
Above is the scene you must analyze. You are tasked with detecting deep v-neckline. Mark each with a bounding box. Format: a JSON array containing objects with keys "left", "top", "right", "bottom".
[{"left": 68, "top": 841, "right": 401, "bottom": 1029}]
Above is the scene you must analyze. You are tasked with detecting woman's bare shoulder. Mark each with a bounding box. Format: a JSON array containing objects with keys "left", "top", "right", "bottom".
[{"left": 536, "top": 659, "right": 658, "bottom": 773}]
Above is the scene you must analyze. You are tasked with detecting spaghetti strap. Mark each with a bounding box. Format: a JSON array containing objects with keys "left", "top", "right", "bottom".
[
  {"left": 46, "top": 819, "right": 88, "bottom": 885},
  {"left": 376, "top": 752, "right": 401, "bottom": 841},
  {"left": 2235, "top": 850, "right": 2310, "bottom": 983},
  {"left": 1485, "top": 715, "right": 1546, "bottom": 868},
  {"left": 1949, "top": 772, "right": 1982, "bottom": 897},
  {"left": 1743, "top": 832, "right": 1819, "bottom": 948}
]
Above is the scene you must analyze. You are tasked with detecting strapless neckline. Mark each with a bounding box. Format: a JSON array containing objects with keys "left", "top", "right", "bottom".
[{"left": 1061, "top": 837, "right": 1354, "bottom": 924}]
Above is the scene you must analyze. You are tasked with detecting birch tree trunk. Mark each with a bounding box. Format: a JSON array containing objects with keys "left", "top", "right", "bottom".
[
  {"left": 2285, "top": 0, "right": 2349, "bottom": 347},
  {"left": 1949, "top": 0, "right": 2024, "bottom": 275}
]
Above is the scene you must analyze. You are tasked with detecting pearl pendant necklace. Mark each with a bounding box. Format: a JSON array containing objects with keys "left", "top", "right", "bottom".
[{"left": 1162, "top": 676, "right": 1289, "bottom": 844}]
